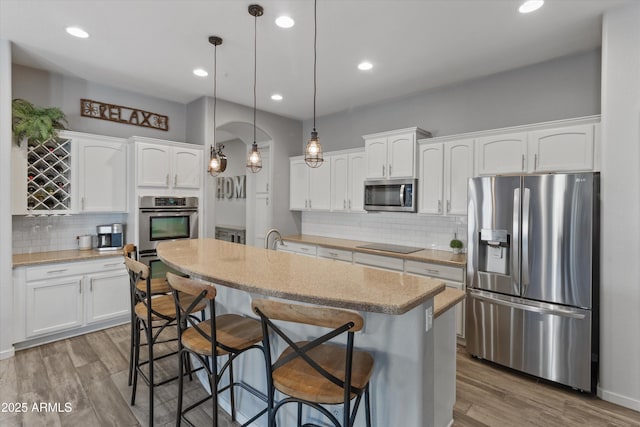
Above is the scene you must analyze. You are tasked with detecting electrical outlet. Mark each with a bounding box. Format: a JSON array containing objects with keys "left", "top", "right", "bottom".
[{"left": 425, "top": 306, "right": 433, "bottom": 331}]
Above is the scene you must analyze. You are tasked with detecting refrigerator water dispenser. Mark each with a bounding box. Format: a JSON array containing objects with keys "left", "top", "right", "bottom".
[{"left": 478, "top": 229, "right": 510, "bottom": 275}]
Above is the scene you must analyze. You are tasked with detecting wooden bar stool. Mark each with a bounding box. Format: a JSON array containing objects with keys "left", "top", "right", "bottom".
[
  {"left": 123, "top": 244, "right": 172, "bottom": 386},
  {"left": 166, "top": 272, "right": 268, "bottom": 427},
  {"left": 124, "top": 258, "right": 206, "bottom": 427},
  {"left": 252, "top": 298, "right": 374, "bottom": 427}
]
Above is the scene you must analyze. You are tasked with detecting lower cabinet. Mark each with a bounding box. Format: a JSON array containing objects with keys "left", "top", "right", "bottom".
[
  {"left": 353, "top": 252, "right": 404, "bottom": 272},
  {"left": 275, "top": 240, "right": 318, "bottom": 257},
  {"left": 15, "top": 257, "right": 130, "bottom": 342}
]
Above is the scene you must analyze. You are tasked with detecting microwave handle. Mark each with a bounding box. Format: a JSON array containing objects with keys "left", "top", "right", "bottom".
[{"left": 400, "top": 184, "right": 405, "bottom": 207}]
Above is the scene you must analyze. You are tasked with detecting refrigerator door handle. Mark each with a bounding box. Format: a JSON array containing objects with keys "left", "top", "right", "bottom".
[
  {"left": 512, "top": 188, "right": 521, "bottom": 290},
  {"left": 522, "top": 187, "right": 531, "bottom": 296},
  {"left": 468, "top": 290, "right": 587, "bottom": 320}
]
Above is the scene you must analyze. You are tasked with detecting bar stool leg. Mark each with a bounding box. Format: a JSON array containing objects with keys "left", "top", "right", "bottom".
[
  {"left": 176, "top": 350, "right": 185, "bottom": 427},
  {"left": 297, "top": 402, "right": 302, "bottom": 426},
  {"left": 364, "top": 385, "right": 372, "bottom": 427},
  {"left": 229, "top": 354, "right": 236, "bottom": 422},
  {"left": 131, "top": 318, "right": 141, "bottom": 405},
  {"left": 147, "top": 322, "right": 155, "bottom": 426}
]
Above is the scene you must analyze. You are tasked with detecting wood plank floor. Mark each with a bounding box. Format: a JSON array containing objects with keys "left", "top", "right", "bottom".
[{"left": 1, "top": 324, "right": 639, "bottom": 426}]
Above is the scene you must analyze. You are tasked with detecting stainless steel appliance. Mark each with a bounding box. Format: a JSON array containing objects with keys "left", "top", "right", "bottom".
[
  {"left": 364, "top": 178, "right": 417, "bottom": 212},
  {"left": 466, "top": 173, "right": 599, "bottom": 393},
  {"left": 138, "top": 196, "right": 198, "bottom": 279},
  {"left": 96, "top": 223, "right": 124, "bottom": 251},
  {"left": 215, "top": 226, "right": 246, "bottom": 244}
]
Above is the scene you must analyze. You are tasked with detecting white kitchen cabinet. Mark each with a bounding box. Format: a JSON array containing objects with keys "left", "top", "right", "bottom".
[
  {"left": 136, "top": 140, "right": 203, "bottom": 190},
  {"left": 26, "top": 276, "right": 84, "bottom": 338},
  {"left": 405, "top": 259, "right": 466, "bottom": 339},
  {"left": 289, "top": 157, "right": 331, "bottom": 211},
  {"left": 353, "top": 252, "right": 404, "bottom": 272},
  {"left": 419, "top": 139, "right": 473, "bottom": 215},
  {"left": 527, "top": 123, "right": 595, "bottom": 172},
  {"left": 330, "top": 150, "right": 366, "bottom": 212},
  {"left": 16, "top": 257, "right": 130, "bottom": 342},
  {"left": 77, "top": 134, "right": 127, "bottom": 212},
  {"left": 475, "top": 132, "right": 528, "bottom": 176},
  {"left": 276, "top": 240, "right": 317, "bottom": 257},
  {"left": 317, "top": 246, "right": 353, "bottom": 263},
  {"left": 363, "top": 127, "right": 431, "bottom": 179}
]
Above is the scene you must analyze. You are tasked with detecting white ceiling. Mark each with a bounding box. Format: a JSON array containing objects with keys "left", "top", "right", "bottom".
[{"left": 0, "top": 0, "right": 631, "bottom": 121}]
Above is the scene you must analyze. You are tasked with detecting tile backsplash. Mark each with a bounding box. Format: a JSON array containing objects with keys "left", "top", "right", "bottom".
[
  {"left": 12, "top": 213, "right": 128, "bottom": 254},
  {"left": 301, "top": 211, "right": 467, "bottom": 251}
]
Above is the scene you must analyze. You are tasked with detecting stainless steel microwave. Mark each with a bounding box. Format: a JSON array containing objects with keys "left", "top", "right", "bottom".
[{"left": 364, "top": 178, "right": 417, "bottom": 212}]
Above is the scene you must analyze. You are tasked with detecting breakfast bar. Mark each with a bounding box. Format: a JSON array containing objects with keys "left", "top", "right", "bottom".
[{"left": 157, "top": 238, "right": 459, "bottom": 427}]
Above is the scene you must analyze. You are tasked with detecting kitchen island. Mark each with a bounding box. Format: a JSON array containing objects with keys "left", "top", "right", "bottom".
[{"left": 157, "top": 238, "right": 459, "bottom": 427}]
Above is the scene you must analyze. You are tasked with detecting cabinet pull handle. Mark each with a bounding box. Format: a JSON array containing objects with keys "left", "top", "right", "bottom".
[
  {"left": 90, "top": 279, "right": 93, "bottom": 292},
  {"left": 521, "top": 154, "right": 525, "bottom": 171},
  {"left": 103, "top": 262, "right": 122, "bottom": 268},
  {"left": 534, "top": 154, "right": 538, "bottom": 170},
  {"left": 266, "top": 197, "right": 269, "bottom": 206},
  {"left": 166, "top": 174, "right": 170, "bottom": 185},
  {"left": 438, "top": 200, "right": 442, "bottom": 213},
  {"left": 447, "top": 200, "right": 451, "bottom": 213},
  {"left": 382, "top": 165, "right": 385, "bottom": 177},
  {"left": 348, "top": 200, "right": 351, "bottom": 209},
  {"left": 79, "top": 282, "right": 82, "bottom": 294},
  {"left": 343, "top": 200, "right": 346, "bottom": 209},
  {"left": 81, "top": 197, "right": 85, "bottom": 210},
  {"left": 174, "top": 174, "right": 178, "bottom": 186},
  {"left": 426, "top": 269, "right": 440, "bottom": 274},
  {"left": 309, "top": 200, "right": 312, "bottom": 209},
  {"left": 329, "top": 252, "right": 338, "bottom": 257},
  {"left": 47, "top": 269, "right": 68, "bottom": 274},
  {"left": 389, "top": 164, "right": 392, "bottom": 176},
  {"left": 300, "top": 247, "right": 309, "bottom": 251},
  {"left": 266, "top": 183, "right": 269, "bottom": 192}
]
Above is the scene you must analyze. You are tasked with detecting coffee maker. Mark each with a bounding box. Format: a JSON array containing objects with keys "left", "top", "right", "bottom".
[{"left": 96, "top": 223, "right": 124, "bottom": 251}]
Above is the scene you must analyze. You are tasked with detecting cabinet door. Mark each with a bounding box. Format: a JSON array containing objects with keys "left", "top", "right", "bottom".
[
  {"left": 528, "top": 124, "right": 594, "bottom": 172},
  {"left": 309, "top": 160, "right": 331, "bottom": 210},
  {"left": 418, "top": 143, "right": 444, "bottom": 214},
  {"left": 255, "top": 148, "right": 270, "bottom": 194},
  {"left": 444, "top": 281, "right": 465, "bottom": 339},
  {"left": 26, "top": 277, "right": 83, "bottom": 337},
  {"left": 444, "top": 139, "right": 474, "bottom": 215},
  {"left": 78, "top": 139, "right": 127, "bottom": 212},
  {"left": 365, "top": 137, "right": 388, "bottom": 179},
  {"left": 137, "top": 143, "right": 171, "bottom": 187},
  {"left": 388, "top": 132, "right": 416, "bottom": 178},
  {"left": 348, "top": 152, "right": 366, "bottom": 212},
  {"left": 173, "top": 147, "right": 202, "bottom": 189},
  {"left": 290, "top": 159, "right": 309, "bottom": 210},
  {"left": 331, "top": 154, "right": 349, "bottom": 211},
  {"left": 85, "top": 270, "right": 130, "bottom": 324},
  {"left": 475, "top": 132, "right": 527, "bottom": 175}
]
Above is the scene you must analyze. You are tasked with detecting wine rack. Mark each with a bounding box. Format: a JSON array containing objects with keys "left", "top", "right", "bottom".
[{"left": 26, "top": 138, "right": 72, "bottom": 212}]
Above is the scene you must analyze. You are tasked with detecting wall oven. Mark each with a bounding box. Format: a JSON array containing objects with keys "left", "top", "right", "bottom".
[
  {"left": 364, "top": 178, "right": 417, "bottom": 212},
  {"left": 138, "top": 196, "right": 198, "bottom": 279}
]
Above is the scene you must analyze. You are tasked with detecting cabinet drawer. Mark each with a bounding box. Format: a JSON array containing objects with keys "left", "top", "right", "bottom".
[
  {"left": 25, "top": 257, "right": 125, "bottom": 282},
  {"left": 277, "top": 241, "right": 317, "bottom": 257},
  {"left": 405, "top": 260, "right": 464, "bottom": 282},
  {"left": 317, "top": 246, "right": 353, "bottom": 263},
  {"left": 353, "top": 252, "right": 403, "bottom": 271}
]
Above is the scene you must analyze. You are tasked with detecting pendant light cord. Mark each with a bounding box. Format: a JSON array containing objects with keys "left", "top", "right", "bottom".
[
  {"left": 213, "top": 42, "right": 217, "bottom": 149},
  {"left": 253, "top": 12, "right": 257, "bottom": 144},
  {"left": 313, "top": 0, "right": 317, "bottom": 132}
]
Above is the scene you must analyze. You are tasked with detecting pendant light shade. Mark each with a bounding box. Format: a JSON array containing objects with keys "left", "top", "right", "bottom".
[
  {"left": 305, "top": 0, "right": 323, "bottom": 168},
  {"left": 207, "top": 36, "right": 227, "bottom": 177},
  {"left": 246, "top": 4, "right": 263, "bottom": 173}
]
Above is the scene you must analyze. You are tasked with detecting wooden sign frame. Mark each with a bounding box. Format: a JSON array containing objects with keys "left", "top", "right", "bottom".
[{"left": 80, "top": 98, "right": 169, "bottom": 131}]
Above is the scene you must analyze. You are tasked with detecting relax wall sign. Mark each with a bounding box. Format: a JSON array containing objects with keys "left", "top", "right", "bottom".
[
  {"left": 216, "top": 176, "right": 246, "bottom": 199},
  {"left": 80, "top": 99, "right": 169, "bottom": 131}
]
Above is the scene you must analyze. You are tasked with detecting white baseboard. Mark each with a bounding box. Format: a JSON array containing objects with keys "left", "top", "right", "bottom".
[
  {"left": 598, "top": 386, "right": 640, "bottom": 412},
  {"left": 0, "top": 346, "right": 15, "bottom": 360}
]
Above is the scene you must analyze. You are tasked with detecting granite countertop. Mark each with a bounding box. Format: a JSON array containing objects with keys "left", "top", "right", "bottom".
[
  {"left": 281, "top": 234, "right": 466, "bottom": 267},
  {"left": 434, "top": 288, "right": 466, "bottom": 319},
  {"left": 13, "top": 249, "right": 123, "bottom": 267},
  {"left": 157, "top": 238, "right": 445, "bottom": 315}
]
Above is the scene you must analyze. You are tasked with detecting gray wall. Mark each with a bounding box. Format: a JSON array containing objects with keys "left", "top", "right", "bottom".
[
  {"left": 302, "top": 49, "right": 601, "bottom": 151},
  {"left": 12, "top": 64, "right": 188, "bottom": 142}
]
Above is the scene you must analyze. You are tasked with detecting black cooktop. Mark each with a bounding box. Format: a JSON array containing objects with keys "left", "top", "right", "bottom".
[{"left": 355, "top": 243, "right": 423, "bottom": 254}]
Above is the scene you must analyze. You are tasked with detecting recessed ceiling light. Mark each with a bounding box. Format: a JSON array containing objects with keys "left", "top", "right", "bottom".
[
  {"left": 358, "top": 61, "right": 373, "bottom": 71},
  {"left": 519, "top": 0, "right": 544, "bottom": 14},
  {"left": 193, "top": 68, "right": 208, "bottom": 77},
  {"left": 65, "top": 26, "right": 89, "bottom": 39},
  {"left": 271, "top": 94, "right": 283, "bottom": 101},
  {"left": 275, "top": 16, "right": 295, "bottom": 28}
]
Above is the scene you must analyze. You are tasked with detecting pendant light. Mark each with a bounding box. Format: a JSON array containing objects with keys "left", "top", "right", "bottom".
[
  {"left": 304, "top": 0, "right": 323, "bottom": 168},
  {"left": 247, "top": 4, "right": 263, "bottom": 173},
  {"left": 208, "top": 36, "right": 227, "bottom": 177}
]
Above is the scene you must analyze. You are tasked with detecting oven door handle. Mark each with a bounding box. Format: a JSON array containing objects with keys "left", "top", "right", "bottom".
[{"left": 139, "top": 208, "right": 198, "bottom": 214}]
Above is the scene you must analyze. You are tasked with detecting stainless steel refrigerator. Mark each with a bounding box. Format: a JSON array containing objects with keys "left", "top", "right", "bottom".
[{"left": 466, "top": 172, "right": 599, "bottom": 393}]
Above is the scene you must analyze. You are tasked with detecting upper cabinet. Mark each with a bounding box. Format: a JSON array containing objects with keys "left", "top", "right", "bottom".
[
  {"left": 134, "top": 139, "right": 203, "bottom": 190},
  {"left": 330, "top": 150, "right": 366, "bottom": 212},
  {"left": 475, "top": 118, "right": 599, "bottom": 176},
  {"left": 418, "top": 139, "right": 474, "bottom": 216},
  {"left": 363, "top": 127, "right": 431, "bottom": 179},
  {"left": 289, "top": 156, "right": 331, "bottom": 211},
  {"left": 76, "top": 134, "right": 127, "bottom": 212}
]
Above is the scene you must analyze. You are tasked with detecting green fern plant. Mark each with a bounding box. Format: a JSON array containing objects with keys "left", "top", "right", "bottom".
[{"left": 12, "top": 98, "right": 68, "bottom": 145}]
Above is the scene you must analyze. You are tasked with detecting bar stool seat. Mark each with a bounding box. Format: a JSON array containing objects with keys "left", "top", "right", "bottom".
[
  {"left": 273, "top": 341, "right": 374, "bottom": 404},
  {"left": 181, "top": 314, "right": 263, "bottom": 356},
  {"left": 133, "top": 293, "right": 206, "bottom": 321},
  {"left": 136, "top": 277, "right": 172, "bottom": 295}
]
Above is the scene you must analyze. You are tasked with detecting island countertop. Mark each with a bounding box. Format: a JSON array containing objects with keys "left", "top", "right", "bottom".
[{"left": 157, "top": 238, "right": 445, "bottom": 315}]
